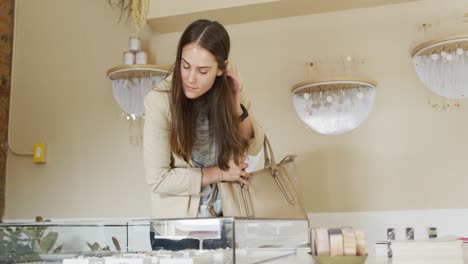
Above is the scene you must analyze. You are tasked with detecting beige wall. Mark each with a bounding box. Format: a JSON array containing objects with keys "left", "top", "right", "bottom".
[
  {"left": 6, "top": 0, "right": 152, "bottom": 219},
  {"left": 5, "top": 0, "right": 468, "bottom": 219},
  {"left": 152, "top": 0, "right": 468, "bottom": 213}
]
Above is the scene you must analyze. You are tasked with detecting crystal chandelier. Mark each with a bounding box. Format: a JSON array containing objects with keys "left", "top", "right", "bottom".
[
  {"left": 106, "top": 0, "right": 170, "bottom": 144},
  {"left": 107, "top": 65, "right": 168, "bottom": 145},
  {"left": 411, "top": 33, "right": 468, "bottom": 99},
  {"left": 107, "top": 65, "right": 168, "bottom": 120},
  {"left": 291, "top": 78, "right": 377, "bottom": 135}
]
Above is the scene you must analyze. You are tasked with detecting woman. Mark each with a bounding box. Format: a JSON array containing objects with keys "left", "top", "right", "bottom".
[{"left": 143, "top": 19, "right": 264, "bottom": 220}]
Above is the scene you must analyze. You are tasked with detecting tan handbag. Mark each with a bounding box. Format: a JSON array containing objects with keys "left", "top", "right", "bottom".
[{"left": 209, "top": 136, "right": 307, "bottom": 219}]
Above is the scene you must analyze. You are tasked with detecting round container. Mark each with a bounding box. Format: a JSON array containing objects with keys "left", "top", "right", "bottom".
[
  {"left": 129, "top": 37, "right": 140, "bottom": 52},
  {"left": 123, "top": 52, "right": 134, "bottom": 65},
  {"left": 135, "top": 51, "right": 147, "bottom": 64}
]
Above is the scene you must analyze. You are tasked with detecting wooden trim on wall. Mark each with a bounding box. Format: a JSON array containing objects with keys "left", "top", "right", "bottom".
[{"left": 0, "top": 0, "right": 14, "bottom": 221}]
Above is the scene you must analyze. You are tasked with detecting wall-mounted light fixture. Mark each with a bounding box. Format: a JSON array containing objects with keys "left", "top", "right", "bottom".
[
  {"left": 291, "top": 77, "right": 377, "bottom": 135},
  {"left": 412, "top": 33, "right": 468, "bottom": 99}
]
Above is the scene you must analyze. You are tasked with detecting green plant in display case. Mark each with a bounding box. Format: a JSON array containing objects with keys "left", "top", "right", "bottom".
[
  {"left": 86, "top": 236, "right": 121, "bottom": 252},
  {"left": 23, "top": 216, "right": 63, "bottom": 254},
  {"left": 0, "top": 226, "right": 38, "bottom": 263},
  {"left": 0, "top": 216, "right": 62, "bottom": 263},
  {"left": 86, "top": 241, "right": 110, "bottom": 252},
  {"left": 112, "top": 236, "right": 122, "bottom": 251}
]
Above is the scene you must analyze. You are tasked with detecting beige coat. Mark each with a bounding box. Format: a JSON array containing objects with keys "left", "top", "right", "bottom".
[{"left": 143, "top": 67, "right": 265, "bottom": 219}]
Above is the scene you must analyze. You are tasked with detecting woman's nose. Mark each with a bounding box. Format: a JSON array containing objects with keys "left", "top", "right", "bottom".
[{"left": 187, "top": 70, "right": 196, "bottom": 83}]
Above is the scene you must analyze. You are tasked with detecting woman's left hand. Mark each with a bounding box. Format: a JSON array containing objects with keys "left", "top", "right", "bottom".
[{"left": 226, "top": 70, "right": 243, "bottom": 116}]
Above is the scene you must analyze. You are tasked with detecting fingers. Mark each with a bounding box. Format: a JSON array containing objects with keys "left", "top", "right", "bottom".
[
  {"left": 225, "top": 159, "right": 252, "bottom": 184},
  {"left": 238, "top": 170, "right": 252, "bottom": 185},
  {"left": 238, "top": 175, "right": 250, "bottom": 185},
  {"left": 242, "top": 172, "right": 252, "bottom": 179},
  {"left": 226, "top": 71, "right": 239, "bottom": 92}
]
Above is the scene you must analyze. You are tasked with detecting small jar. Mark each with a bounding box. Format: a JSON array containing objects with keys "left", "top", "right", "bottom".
[
  {"left": 387, "top": 228, "right": 395, "bottom": 259},
  {"left": 135, "top": 51, "right": 147, "bottom": 64},
  {"left": 405, "top": 227, "right": 414, "bottom": 240},
  {"left": 129, "top": 37, "right": 140, "bottom": 52},
  {"left": 387, "top": 228, "right": 395, "bottom": 240},
  {"left": 428, "top": 227, "right": 437, "bottom": 238},
  {"left": 123, "top": 52, "right": 134, "bottom": 65}
]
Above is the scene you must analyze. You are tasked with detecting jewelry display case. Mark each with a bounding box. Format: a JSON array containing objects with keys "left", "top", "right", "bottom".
[
  {"left": 1, "top": 218, "right": 309, "bottom": 264},
  {"left": 0, "top": 221, "right": 128, "bottom": 263}
]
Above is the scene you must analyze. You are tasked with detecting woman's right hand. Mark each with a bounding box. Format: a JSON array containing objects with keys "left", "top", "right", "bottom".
[{"left": 220, "top": 159, "right": 251, "bottom": 185}]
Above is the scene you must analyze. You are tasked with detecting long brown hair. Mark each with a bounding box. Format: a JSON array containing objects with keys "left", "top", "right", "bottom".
[{"left": 169, "top": 19, "right": 248, "bottom": 170}]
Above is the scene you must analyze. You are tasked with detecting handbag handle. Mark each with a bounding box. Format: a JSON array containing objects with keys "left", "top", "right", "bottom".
[
  {"left": 263, "top": 135, "right": 277, "bottom": 170},
  {"left": 261, "top": 135, "right": 298, "bottom": 205}
]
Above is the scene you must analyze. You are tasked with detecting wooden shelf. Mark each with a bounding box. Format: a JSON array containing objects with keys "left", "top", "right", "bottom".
[
  {"left": 107, "top": 64, "right": 171, "bottom": 80},
  {"left": 411, "top": 33, "right": 468, "bottom": 57},
  {"left": 291, "top": 77, "right": 377, "bottom": 94}
]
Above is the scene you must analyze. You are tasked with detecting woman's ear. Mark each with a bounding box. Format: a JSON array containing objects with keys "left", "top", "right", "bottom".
[{"left": 217, "top": 59, "right": 229, "bottom": 76}]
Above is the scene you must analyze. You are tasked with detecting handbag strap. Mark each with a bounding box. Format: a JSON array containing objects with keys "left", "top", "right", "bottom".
[
  {"left": 207, "top": 184, "right": 219, "bottom": 217},
  {"left": 263, "top": 135, "right": 297, "bottom": 168},
  {"left": 262, "top": 135, "right": 298, "bottom": 205},
  {"left": 263, "top": 135, "right": 278, "bottom": 171}
]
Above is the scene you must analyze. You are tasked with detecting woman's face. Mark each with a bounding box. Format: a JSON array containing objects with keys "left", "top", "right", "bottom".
[{"left": 180, "top": 43, "right": 223, "bottom": 99}]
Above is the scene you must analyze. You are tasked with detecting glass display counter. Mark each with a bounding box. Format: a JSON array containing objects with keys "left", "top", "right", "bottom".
[
  {"left": 0, "top": 218, "right": 309, "bottom": 263},
  {"left": 0, "top": 221, "right": 128, "bottom": 263}
]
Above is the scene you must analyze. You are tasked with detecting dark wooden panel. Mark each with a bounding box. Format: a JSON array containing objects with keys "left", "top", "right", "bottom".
[{"left": 0, "top": 0, "right": 14, "bottom": 220}]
